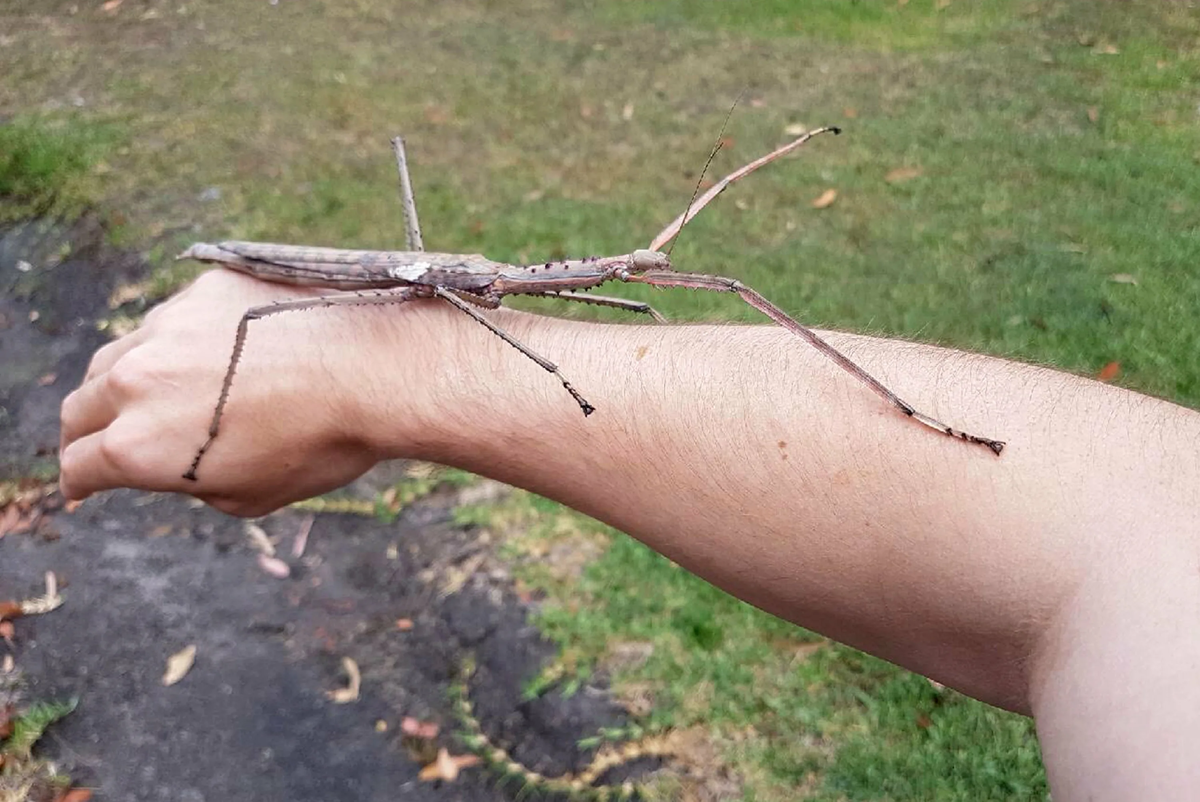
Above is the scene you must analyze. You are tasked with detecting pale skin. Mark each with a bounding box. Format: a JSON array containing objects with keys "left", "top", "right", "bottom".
[{"left": 59, "top": 270, "right": 1200, "bottom": 800}]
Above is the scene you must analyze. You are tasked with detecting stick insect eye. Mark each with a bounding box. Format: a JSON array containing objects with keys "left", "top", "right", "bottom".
[{"left": 632, "top": 249, "right": 671, "bottom": 272}]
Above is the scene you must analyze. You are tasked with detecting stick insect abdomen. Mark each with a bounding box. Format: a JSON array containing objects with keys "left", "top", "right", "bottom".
[
  {"left": 490, "top": 255, "right": 634, "bottom": 294},
  {"left": 181, "top": 242, "right": 504, "bottom": 292}
]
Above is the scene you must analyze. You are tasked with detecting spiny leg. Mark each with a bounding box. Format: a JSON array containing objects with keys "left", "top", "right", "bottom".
[
  {"left": 391, "top": 136, "right": 424, "bottom": 252},
  {"left": 523, "top": 290, "right": 668, "bottom": 322},
  {"left": 625, "top": 270, "right": 1005, "bottom": 455},
  {"left": 434, "top": 287, "right": 596, "bottom": 415},
  {"left": 184, "top": 287, "right": 420, "bottom": 481}
]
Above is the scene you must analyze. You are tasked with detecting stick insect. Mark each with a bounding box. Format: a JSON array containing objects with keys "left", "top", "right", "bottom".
[{"left": 179, "top": 126, "right": 1004, "bottom": 481}]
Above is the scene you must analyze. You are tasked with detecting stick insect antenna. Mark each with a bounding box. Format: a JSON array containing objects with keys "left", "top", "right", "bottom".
[{"left": 664, "top": 92, "right": 744, "bottom": 256}]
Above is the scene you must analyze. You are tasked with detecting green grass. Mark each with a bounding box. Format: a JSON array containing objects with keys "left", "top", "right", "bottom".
[
  {"left": 3, "top": 0, "right": 1198, "bottom": 798},
  {"left": 479, "top": 491, "right": 1048, "bottom": 801},
  {"left": 0, "top": 115, "right": 116, "bottom": 221}
]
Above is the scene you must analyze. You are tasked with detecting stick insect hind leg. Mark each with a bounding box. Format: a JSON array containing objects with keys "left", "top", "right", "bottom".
[{"left": 623, "top": 270, "right": 1005, "bottom": 455}]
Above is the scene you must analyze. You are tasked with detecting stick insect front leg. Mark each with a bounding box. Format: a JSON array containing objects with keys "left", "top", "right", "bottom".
[
  {"left": 624, "top": 270, "right": 1006, "bottom": 455},
  {"left": 184, "top": 287, "right": 425, "bottom": 481}
]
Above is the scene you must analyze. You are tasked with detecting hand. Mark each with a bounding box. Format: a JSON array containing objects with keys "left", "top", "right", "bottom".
[{"left": 58, "top": 269, "right": 439, "bottom": 516}]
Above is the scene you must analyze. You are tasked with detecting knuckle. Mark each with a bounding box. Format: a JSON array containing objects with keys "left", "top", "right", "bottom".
[
  {"left": 104, "top": 352, "right": 154, "bottom": 396},
  {"left": 97, "top": 425, "right": 141, "bottom": 475}
]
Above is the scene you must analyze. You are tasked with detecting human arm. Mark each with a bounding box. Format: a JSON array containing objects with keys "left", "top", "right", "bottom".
[{"left": 59, "top": 269, "right": 1200, "bottom": 799}]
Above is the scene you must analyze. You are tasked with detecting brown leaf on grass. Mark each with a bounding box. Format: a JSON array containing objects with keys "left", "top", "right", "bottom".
[
  {"left": 1097, "top": 361, "right": 1121, "bottom": 382},
  {"left": 885, "top": 166, "right": 923, "bottom": 183},
  {"left": 784, "top": 122, "right": 808, "bottom": 137},
  {"left": 418, "top": 748, "right": 480, "bottom": 782},
  {"left": 423, "top": 104, "right": 450, "bottom": 125},
  {"left": 1087, "top": 106, "right": 1100, "bottom": 123},
  {"left": 621, "top": 102, "right": 634, "bottom": 121},
  {"left": 811, "top": 188, "right": 838, "bottom": 209},
  {"left": 400, "top": 716, "right": 439, "bottom": 740},
  {"left": 0, "top": 703, "right": 14, "bottom": 739},
  {"left": 326, "top": 656, "right": 361, "bottom": 704},
  {"left": 1094, "top": 42, "right": 1120, "bottom": 55},
  {"left": 1108, "top": 273, "right": 1138, "bottom": 285},
  {"left": 163, "top": 645, "right": 196, "bottom": 686},
  {"left": 0, "top": 504, "right": 20, "bottom": 538},
  {"left": 843, "top": 107, "right": 858, "bottom": 119},
  {"left": 107, "top": 282, "right": 147, "bottom": 308}
]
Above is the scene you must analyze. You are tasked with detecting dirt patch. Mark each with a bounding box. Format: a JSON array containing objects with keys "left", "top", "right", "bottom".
[{"left": 0, "top": 220, "right": 652, "bottom": 801}]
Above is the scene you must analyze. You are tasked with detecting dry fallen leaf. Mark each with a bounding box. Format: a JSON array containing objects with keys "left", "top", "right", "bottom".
[
  {"left": 21, "top": 572, "right": 63, "bottom": 615},
  {"left": 107, "top": 281, "right": 147, "bottom": 308},
  {"left": 423, "top": 104, "right": 450, "bottom": 125},
  {"left": 401, "top": 716, "right": 440, "bottom": 740},
  {"left": 0, "top": 505, "right": 20, "bottom": 538},
  {"left": 163, "top": 645, "right": 197, "bottom": 686},
  {"left": 885, "top": 166, "right": 923, "bottom": 183},
  {"left": 1097, "top": 361, "right": 1121, "bottom": 382},
  {"left": 244, "top": 522, "right": 275, "bottom": 555},
  {"left": 327, "top": 656, "right": 361, "bottom": 704},
  {"left": 843, "top": 106, "right": 858, "bottom": 119},
  {"left": 621, "top": 102, "right": 634, "bottom": 121},
  {"left": 811, "top": 188, "right": 838, "bottom": 209},
  {"left": 1108, "top": 273, "right": 1138, "bottom": 285},
  {"left": 258, "top": 553, "right": 292, "bottom": 579},
  {"left": 1094, "top": 43, "right": 1120, "bottom": 55},
  {"left": 418, "top": 748, "right": 480, "bottom": 782},
  {"left": 784, "top": 122, "right": 808, "bottom": 136},
  {"left": 292, "top": 514, "right": 314, "bottom": 558},
  {"left": 1087, "top": 106, "right": 1100, "bottom": 123}
]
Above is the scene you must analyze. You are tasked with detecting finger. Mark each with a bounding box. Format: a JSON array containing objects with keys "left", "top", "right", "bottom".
[
  {"left": 58, "top": 429, "right": 125, "bottom": 500},
  {"left": 59, "top": 374, "right": 122, "bottom": 452}
]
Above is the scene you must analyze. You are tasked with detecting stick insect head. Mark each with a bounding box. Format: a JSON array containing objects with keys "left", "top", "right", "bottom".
[{"left": 630, "top": 249, "right": 671, "bottom": 273}]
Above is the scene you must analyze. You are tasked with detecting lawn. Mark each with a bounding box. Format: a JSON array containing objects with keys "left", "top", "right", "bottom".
[{"left": 2, "top": 0, "right": 1197, "bottom": 799}]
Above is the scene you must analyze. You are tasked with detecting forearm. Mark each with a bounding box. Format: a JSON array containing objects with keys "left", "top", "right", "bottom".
[{"left": 392, "top": 310, "right": 1200, "bottom": 796}]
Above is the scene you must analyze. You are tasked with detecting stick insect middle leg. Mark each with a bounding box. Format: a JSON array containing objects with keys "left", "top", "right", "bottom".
[
  {"left": 523, "top": 291, "right": 667, "bottom": 322},
  {"left": 434, "top": 287, "right": 596, "bottom": 415},
  {"left": 625, "top": 270, "right": 1006, "bottom": 455}
]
